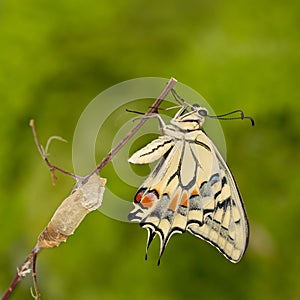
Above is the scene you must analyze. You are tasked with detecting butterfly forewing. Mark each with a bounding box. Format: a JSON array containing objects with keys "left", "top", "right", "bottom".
[
  {"left": 128, "top": 103, "right": 249, "bottom": 263},
  {"left": 128, "top": 136, "right": 175, "bottom": 164}
]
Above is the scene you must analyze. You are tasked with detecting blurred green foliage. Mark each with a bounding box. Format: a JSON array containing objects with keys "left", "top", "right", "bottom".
[{"left": 0, "top": 0, "right": 300, "bottom": 299}]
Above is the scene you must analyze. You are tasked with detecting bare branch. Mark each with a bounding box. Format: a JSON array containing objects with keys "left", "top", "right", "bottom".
[
  {"left": 29, "top": 120, "right": 80, "bottom": 183},
  {"left": 2, "top": 248, "right": 40, "bottom": 300},
  {"left": 86, "top": 77, "right": 178, "bottom": 180},
  {"left": 2, "top": 77, "right": 177, "bottom": 299},
  {"left": 31, "top": 249, "right": 40, "bottom": 300}
]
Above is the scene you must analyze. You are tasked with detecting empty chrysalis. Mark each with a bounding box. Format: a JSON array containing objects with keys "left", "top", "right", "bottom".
[{"left": 37, "top": 173, "right": 106, "bottom": 249}]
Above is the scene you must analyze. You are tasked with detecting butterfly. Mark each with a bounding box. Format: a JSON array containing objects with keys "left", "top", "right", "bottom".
[{"left": 128, "top": 91, "right": 253, "bottom": 264}]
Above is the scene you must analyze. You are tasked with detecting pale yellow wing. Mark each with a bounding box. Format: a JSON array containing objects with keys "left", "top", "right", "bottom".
[
  {"left": 128, "top": 130, "right": 248, "bottom": 263},
  {"left": 128, "top": 136, "right": 175, "bottom": 164},
  {"left": 183, "top": 131, "right": 248, "bottom": 262}
]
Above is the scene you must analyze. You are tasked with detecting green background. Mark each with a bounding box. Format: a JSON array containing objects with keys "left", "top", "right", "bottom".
[{"left": 0, "top": 0, "right": 299, "bottom": 299}]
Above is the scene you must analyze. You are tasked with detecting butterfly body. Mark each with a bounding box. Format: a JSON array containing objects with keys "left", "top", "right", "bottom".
[{"left": 128, "top": 103, "right": 249, "bottom": 263}]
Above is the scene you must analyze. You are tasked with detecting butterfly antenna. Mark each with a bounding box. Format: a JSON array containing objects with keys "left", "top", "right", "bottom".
[{"left": 207, "top": 109, "right": 255, "bottom": 126}]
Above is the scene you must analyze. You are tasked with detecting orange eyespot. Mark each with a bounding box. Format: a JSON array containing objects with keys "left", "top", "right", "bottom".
[
  {"left": 134, "top": 188, "right": 147, "bottom": 203},
  {"left": 135, "top": 189, "right": 159, "bottom": 209},
  {"left": 140, "top": 190, "right": 159, "bottom": 209}
]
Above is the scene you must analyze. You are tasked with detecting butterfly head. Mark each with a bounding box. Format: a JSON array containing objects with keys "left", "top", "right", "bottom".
[
  {"left": 171, "top": 103, "right": 208, "bottom": 131},
  {"left": 193, "top": 104, "right": 208, "bottom": 117}
]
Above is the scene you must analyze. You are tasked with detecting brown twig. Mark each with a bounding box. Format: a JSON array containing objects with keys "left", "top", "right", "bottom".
[
  {"left": 86, "top": 76, "right": 178, "bottom": 180},
  {"left": 2, "top": 77, "right": 177, "bottom": 299},
  {"left": 30, "top": 77, "right": 177, "bottom": 183},
  {"left": 29, "top": 120, "right": 80, "bottom": 183},
  {"left": 2, "top": 247, "right": 40, "bottom": 300},
  {"left": 31, "top": 249, "right": 40, "bottom": 300}
]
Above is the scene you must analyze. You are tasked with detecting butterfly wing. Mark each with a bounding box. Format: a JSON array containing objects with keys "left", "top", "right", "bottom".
[
  {"left": 128, "top": 135, "right": 175, "bottom": 164},
  {"left": 128, "top": 137, "right": 186, "bottom": 263},
  {"left": 128, "top": 135, "right": 179, "bottom": 223},
  {"left": 186, "top": 131, "right": 249, "bottom": 263},
  {"left": 129, "top": 130, "right": 248, "bottom": 263}
]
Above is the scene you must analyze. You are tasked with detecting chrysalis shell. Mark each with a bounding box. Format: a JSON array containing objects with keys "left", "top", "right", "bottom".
[{"left": 37, "top": 173, "right": 106, "bottom": 248}]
